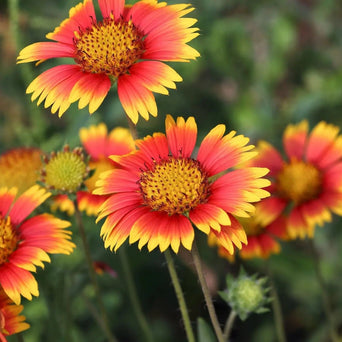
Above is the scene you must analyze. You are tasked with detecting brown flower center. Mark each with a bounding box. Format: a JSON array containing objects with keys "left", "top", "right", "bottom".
[
  {"left": 276, "top": 160, "right": 322, "bottom": 204},
  {"left": 139, "top": 158, "right": 211, "bottom": 215},
  {"left": 0, "top": 216, "right": 18, "bottom": 265},
  {"left": 74, "top": 17, "right": 145, "bottom": 77}
]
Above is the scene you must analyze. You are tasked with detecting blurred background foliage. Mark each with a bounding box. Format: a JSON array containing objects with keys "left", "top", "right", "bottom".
[{"left": 1, "top": 0, "right": 342, "bottom": 341}]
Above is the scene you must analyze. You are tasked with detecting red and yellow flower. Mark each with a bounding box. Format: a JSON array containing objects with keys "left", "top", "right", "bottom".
[
  {"left": 0, "top": 148, "right": 43, "bottom": 196},
  {"left": 249, "top": 121, "right": 342, "bottom": 238},
  {"left": 0, "top": 288, "right": 29, "bottom": 342},
  {"left": 17, "top": 0, "right": 199, "bottom": 123},
  {"left": 94, "top": 115, "right": 270, "bottom": 253},
  {"left": 0, "top": 185, "right": 75, "bottom": 305},
  {"left": 209, "top": 205, "right": 288, "bottom": 260},
  {"left": 51, "top": 123, "right": 135, "bottom": 216}
]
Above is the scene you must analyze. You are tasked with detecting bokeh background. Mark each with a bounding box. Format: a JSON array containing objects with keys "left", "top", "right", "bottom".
[{"left": 1, "top": 0, "right": 342, "bottom": 341}]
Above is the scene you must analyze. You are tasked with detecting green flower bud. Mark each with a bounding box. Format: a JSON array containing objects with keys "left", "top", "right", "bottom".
[{"left": 219, "top": 269, "right": 271, "bottom": 320}]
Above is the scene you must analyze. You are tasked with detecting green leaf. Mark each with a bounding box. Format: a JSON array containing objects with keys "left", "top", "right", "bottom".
[{"left": 197, "top": 317, "right": 216, "bottom": 342}]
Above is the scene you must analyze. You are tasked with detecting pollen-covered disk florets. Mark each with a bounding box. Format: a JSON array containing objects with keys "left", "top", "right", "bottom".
[{"left": 41, "top": 145, "right": 90, "bottom": 193}]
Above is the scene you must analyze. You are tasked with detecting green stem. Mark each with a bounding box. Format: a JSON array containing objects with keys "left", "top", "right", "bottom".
[
  {"left": 164, "top": 249, "right": 196, "bottom": 342},
  {"left": 16, "top": 333, "right": 24, "bottom": 342},
  {"left": 74, "top": 203, "right": 118, "bottom": 342},
  {"left": 223, "top": 310, "right": 237, "bottom": 342},
  {"left": 119, "top": 247, "right": 154, "bottom": 342},
  {"left": 309, "top": 239, "right": 339, "bottom": 342},
  {"left": 266, "top": 265, "right": 287, "bottom": 342},
  {"left": 191, "top": 242, "right": 224, "bottom": 342}
]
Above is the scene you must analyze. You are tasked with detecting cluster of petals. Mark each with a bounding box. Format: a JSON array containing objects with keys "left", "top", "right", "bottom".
[
  {"left": 0, "top": 288, "right": 29, "bottom": 341},
  {"left": 17, "top": 0, "right": 199, "bottom": 123},
  {"left": 249, "top": 120, "right": 342, "bottom": 238},
  {"left": 52, "top": 123, "right": 135, "bottom": 216},
  {"left": 0, "top": 186, "right": 75, "bottom": 305},
  {"left": 94, "top": 115, "right": 270, "bottom": 254},
  {"left": 209, "top": 205, "right": 288, "bottom": 260}
]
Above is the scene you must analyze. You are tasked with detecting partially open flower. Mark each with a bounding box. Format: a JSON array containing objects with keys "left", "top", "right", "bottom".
[{"left": 219, "top": 269, "right": 270, "bottom": 320}]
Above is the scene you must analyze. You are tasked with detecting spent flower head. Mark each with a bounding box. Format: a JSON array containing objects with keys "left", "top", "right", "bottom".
[
  {"left": 219, "top": 269, "right": 271, "bottom": 320},
  {"left": 41, "top": 145, "right": 90, "bottom": 194}
]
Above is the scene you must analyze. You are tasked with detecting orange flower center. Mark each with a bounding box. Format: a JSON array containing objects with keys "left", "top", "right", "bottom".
[
  {"left": 139, "top": 158, "right": 211, "bottom": 215},
  {"left": 0, "top": 216, "right": 18, "bottom": 265},
  {"left": 74, "top": 17, "right": 145, "bottom": 77},
  {"left": 276, "top": 160, "right": 322, "bottom": 204}
]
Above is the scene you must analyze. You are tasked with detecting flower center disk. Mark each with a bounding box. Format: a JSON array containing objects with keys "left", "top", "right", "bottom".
[
  {"left": 276, "top": 160, "right": 322, "bottom": 204},
  {"left": 139, "top": 158, "right": 210, "bottom": 215},
  {"left": 0, "top": 216, "right": 18, "bottom": 265},
  {"left": 74, "top": 18, "right": 145, "bottom": 77}
]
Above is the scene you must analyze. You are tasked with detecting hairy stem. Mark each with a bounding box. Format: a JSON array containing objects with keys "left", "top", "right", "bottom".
[
  {"left": 191, "top": 242, "right": 224, "bottom": 342},
  {"left": 223, "top": 310, "right": 237, "bottom": 342},
  {"left": 164, "top": 249, "right": 195, "bottom": 342}
]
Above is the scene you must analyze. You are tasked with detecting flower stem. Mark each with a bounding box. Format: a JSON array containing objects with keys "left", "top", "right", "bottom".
[
  {"left": 191, "top": 242, "right": 224, "bottom": 342},
  {"left": 223, "top": 310, "right": 237, "bottom": 342},
  {"left": 119, "top": 247, "right": 154, "bottom": 342},
  {"left": 308, "top": 239, "right": 339, "bottom": 342},
  {"left": 164, "top": 249, "right": 196, "bottom": 342},
  {"left": 74, "top": 203, "right": 118, "bottom": 342},
  {"left": 266, "top": 264, "right": 287, "bottom": 342}
]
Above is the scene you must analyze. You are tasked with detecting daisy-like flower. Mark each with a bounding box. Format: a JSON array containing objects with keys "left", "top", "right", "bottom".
[
  {"left": 17, "top": 0, "right": 199, "bottom": 123},
  {"left": 0, "top": 148, "right": 43, "bottom": 196},
  {"left": 51, "top": 123, "right": 135, "bottom": 216},
  {"left": 249, "top": 121, "right": 342, "bottom": 238},
  {"left": 0, "top": 288, "right": 29, "bottom": 342},
  {"left": 209, "top": 206, "right": 288, "bottom": 260},
  {"left": 0, "top": 185, "right": 75, "bottom": 304},
  {"left": 94, "top": 115, "right": 270, "bottom": 253}
]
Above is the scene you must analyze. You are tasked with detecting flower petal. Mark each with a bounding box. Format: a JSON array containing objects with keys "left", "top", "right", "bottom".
[
  {"left": 165, "top": 115, "right": 197, "bottom": 158},
  {"left": 128, "top": 61, "right": 182, "bottom": 96},
  {"left": 283, "top": 120, "right": 308, "bottom": 161},
  {"left": 0, "top": 263, "right": 39, "bottom": 305},
  {"left": 17, "top": 42, "right": 75, "bottom": 64},
  {"left": 190, "top": 203, "right": 231, "bottom": 234},
  {"left": 98, "top": 0, "right": 124, "bottom": 19},
  {"left": 69, "top": 72, "right": 111, "bottom": 113},
  {"left": 117, "top": 73, "right": 158, "bottom": 124},
  {"left": 306, "top": 121, "right": 340, "bottom": 167},
  {"left": 197, "top": 126, "right": 257, "bottom": 176},
  {"left": 0, "top": 187, "right": 17, "bottom": 217},
  {"left": 46, "top": 0, "right": 96, "bottom": 44},
  {"left": 8, "top": 186, "right": 50, "bottom": 226}
]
